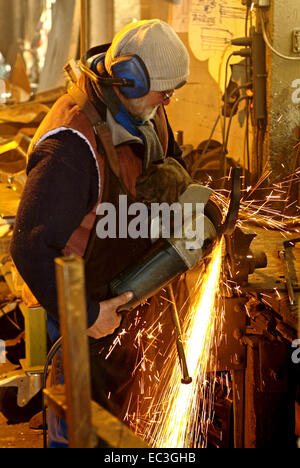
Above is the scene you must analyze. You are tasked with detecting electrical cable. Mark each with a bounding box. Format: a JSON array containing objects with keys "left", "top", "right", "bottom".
[
  {"left": 259, "top": 8, "right": 300, "bottom": 61},
  {"left": 245, "top": 5, "right": 251, "bottom": 83},
  {"left": 222, "top": 96, "right": 250, "bottom": 185},
  {"left": 253, "top": 119, "right": 266, "bottom": 181},
  {"left": 244, "top": 6, "right": 252, "bottom": 178},
  {"left": 191, "top": 115, "right": 221, "bottom": 178},
  {"left": 218, "top": 44, "right": 234, "bottom": 143},
  {"left": 224, "top": 96, "right": 251, "bottom": 161},
  {"left": 215, "top": 7, "right": 253, "bottom": 187},
  {"left": 200, "top": 115, "right": 221, "bottom": 159},
  {"left": 192, "top": 83, "right": 252, "bottom": 178},
  {"left": 42, "top": 336, "right": 63, "bottom": 449},
  {"left": 222, "top": 48, "right": 251, "bottom": 156},
  {"left": 246, "top": 102, "right": 251, "bottom": 172},
  {"left": 222, "top": 53, "right": 236, "bottom": 148}
]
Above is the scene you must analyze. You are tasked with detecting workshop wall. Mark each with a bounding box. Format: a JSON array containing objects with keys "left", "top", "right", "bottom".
[
  {"left": 264, "top": 0, "right": 300, "bottom": 183},
  {"left": 139, "top": 0, "right": 251, "bottom": 168},
  {"left": 91, "top": 0, "right": 249, "bottom": 167}
]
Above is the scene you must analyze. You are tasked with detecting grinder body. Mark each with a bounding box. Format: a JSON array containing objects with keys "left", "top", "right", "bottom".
[{"left": 110, "top": 184, "right": 221, "bottom": 311}]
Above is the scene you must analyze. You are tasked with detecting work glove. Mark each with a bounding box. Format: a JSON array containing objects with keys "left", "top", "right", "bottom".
[
  {"left": 87, "top": 291, "right": 133, "bottom": 339},
  {"left": 135, "top": 157, "right": 192, "bottom": 206}
]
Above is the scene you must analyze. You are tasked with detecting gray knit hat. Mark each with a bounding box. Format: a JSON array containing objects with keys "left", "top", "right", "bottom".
[{"left": 105, "top": 19, "right": 190, "bottom": 92}]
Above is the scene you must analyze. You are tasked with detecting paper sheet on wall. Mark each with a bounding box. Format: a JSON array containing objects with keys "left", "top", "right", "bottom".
[{"left": 188, "top": 0, "right": 247, "bottom": 90}]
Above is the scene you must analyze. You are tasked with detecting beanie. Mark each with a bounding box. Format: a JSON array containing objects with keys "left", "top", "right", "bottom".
[{"left": 105, "top": 19, "right": 190, "bottom": 92}]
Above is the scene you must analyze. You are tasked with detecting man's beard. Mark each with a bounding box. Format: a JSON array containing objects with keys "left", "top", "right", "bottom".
[{"left": 126, "top": 97, "right": 159, "bottom": 122}]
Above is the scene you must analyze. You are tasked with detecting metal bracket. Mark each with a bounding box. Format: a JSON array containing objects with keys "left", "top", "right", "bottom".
[{"left": 0, "top": 369, "right": 43, "bottom": 407}]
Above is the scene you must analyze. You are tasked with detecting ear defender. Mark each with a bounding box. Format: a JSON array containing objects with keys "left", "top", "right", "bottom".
[
  {"left": 109, "top": 55, "right": 150, "bottom": 99},
  {"left": 81, "top": 45, "right": 151, "bottom": 98}
]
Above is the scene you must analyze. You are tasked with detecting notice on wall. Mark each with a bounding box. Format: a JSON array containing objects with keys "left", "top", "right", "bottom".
[{"left": 188, "top": 0, "right": 247, "bottom": 88}]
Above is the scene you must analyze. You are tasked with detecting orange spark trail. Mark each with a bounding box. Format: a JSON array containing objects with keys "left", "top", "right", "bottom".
[{"left": 144, "top": 240, "right": 224, "bottom": 448}]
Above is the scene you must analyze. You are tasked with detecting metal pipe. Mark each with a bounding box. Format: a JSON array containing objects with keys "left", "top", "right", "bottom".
[{"left": 167, "top": 284, "right": 192, "bottom": 385}]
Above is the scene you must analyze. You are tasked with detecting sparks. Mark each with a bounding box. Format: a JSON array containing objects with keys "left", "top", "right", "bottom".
[{"left": 142, "top": 241, "right": 224, "bottom": 448}]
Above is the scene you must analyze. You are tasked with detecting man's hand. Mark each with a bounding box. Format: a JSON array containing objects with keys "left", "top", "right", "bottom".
[{"left": 87, "top": 291, "right": 133, "bottom": 339}]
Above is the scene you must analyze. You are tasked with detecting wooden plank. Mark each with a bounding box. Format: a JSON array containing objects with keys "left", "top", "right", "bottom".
[
  {"left": 44, "top": 385, "right": 68, "bottom": 422},
  {"left": 231, "top": 369, "right": 245, "bottom": 448},
  {"left": 55, "top": 256, "right": 96, "bottom": 449},
  {"left": 91, "top": 401, "right": 149, "bottom": 449},
  {"left": 43, "top": 384, "right": 149, "bottom": 449}
]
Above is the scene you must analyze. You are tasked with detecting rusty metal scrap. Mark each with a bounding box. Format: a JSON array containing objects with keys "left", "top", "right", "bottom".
[{"left": 243, "top": 295, "right": 297, "bottom": 343}]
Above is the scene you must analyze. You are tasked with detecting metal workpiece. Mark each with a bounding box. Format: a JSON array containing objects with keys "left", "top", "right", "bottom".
[
  {"left": 225, "top": 227, "right": 268, "bottom": 285},
  {"left": 167, "top": 284, "right": 192, "bottom": 385}
]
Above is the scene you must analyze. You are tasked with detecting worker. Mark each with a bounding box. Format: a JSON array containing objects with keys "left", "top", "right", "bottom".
[{"left": 10, "top": 19, "right": 191, "bottom": 447}]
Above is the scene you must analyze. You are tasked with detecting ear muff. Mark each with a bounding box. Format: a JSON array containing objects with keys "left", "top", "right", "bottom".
[
  {"left": 80, "top": 44, "right": 151, "bottom": 99},
  {"left": 110, "top": 55, "right": 150, "bottom": 99}
]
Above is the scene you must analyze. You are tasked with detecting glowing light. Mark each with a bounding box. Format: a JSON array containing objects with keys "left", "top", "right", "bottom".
[
  {"left": 122, "top": 169, "right": 300, "bottom": 448},
  {"left": 142, "top": 241, "right": 224, "bottom": 448}
]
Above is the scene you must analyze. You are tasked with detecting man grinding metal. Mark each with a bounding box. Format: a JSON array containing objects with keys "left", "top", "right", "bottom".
[{"left": 11, "top": 19, "right": 219, "bottom": 447}]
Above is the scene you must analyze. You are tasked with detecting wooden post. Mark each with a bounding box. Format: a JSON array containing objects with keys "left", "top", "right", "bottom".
[
  {"left": 231, "top": 369, "right": 245, "bottom": 448},
  {"left": 55, "top": 256, "right": 96, "bottom": 448}
]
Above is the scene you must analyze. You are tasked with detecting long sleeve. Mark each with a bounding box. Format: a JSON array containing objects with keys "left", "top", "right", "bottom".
[{"left": 11, "top": 130, "right": 100, "bottom": 328}]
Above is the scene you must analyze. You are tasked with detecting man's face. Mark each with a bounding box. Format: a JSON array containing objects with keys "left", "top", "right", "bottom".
[{"left": 116, "top": 88, "right": 174, "bottom": 122}]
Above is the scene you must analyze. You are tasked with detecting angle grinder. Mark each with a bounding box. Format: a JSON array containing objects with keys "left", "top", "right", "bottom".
[{"left": 110, "top": 184, "right": 223, "bottom": 312}]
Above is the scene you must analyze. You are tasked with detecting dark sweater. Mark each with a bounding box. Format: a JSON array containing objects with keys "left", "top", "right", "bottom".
[
  {"left": 11, "top": 131, "right": 100, "bottom": 329},
  {"left": 11, "top": 119, "right": 183, "bottom": 332}
]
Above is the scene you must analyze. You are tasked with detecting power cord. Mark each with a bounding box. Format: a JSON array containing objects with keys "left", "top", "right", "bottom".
[{"left": 259, "top": 8, "right": 300, "bottom": 61}]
